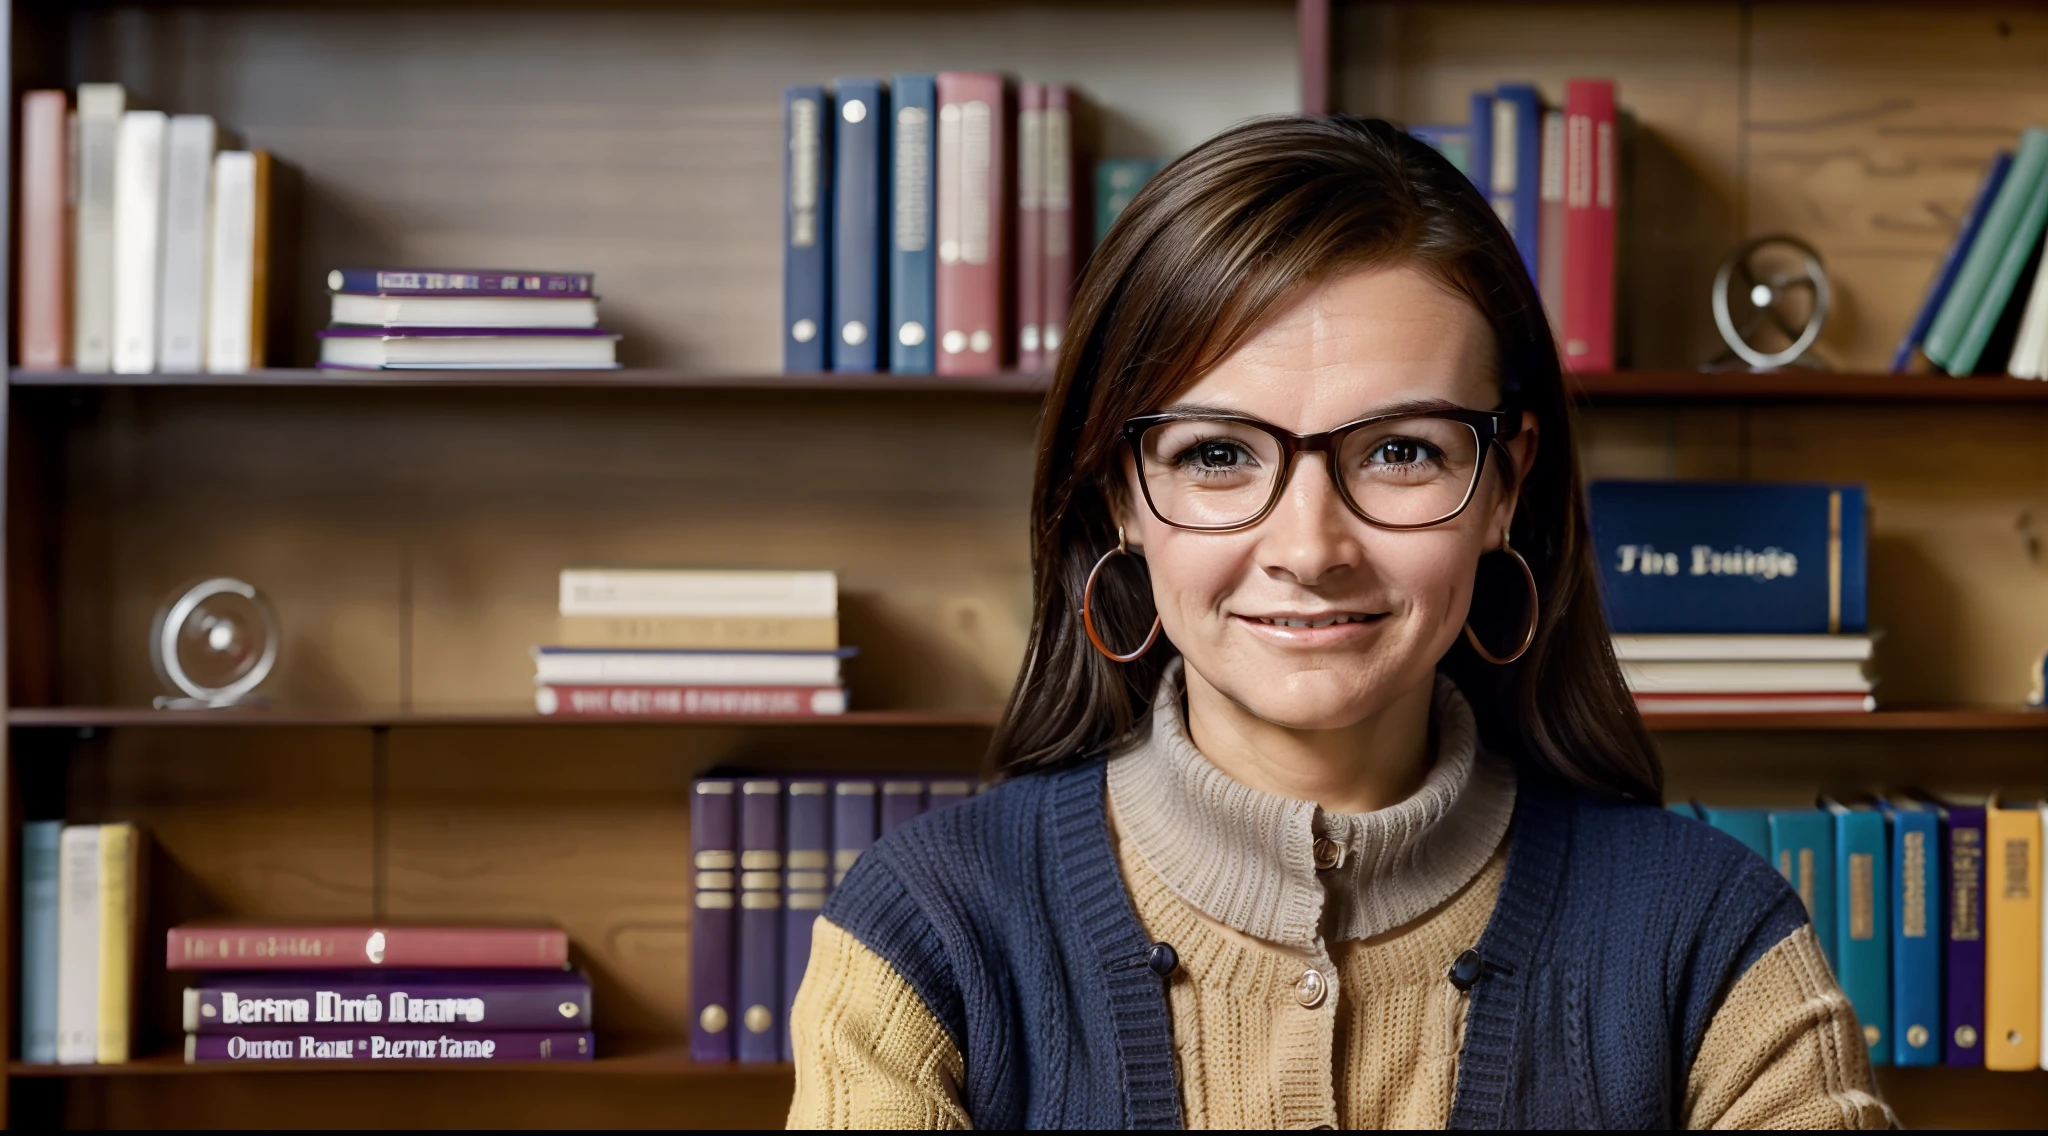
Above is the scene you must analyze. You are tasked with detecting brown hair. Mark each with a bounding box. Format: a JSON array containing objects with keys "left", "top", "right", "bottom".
[{"left": 989, "top": 114, "right": 1660, "bottom": 802}]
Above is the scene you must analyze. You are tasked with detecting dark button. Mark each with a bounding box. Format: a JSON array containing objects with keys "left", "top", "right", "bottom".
[
  {"left": 1447, "top": 948, "right": 1484, "bottom": 991},
  {"left": 1147, "top": 941, "right": 1179, "bottom": 977}
]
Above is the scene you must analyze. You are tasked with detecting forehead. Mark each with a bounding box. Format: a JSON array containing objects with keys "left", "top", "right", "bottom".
[{"left": 1168, "top": 264, "right": 1498, "bottom": 431}]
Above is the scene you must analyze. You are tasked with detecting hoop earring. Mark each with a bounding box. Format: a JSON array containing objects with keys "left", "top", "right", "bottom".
[
  {"left": 1463, "top": 531, "right": 1539, "bottom": 666},
  {"left": 1082, "top": 526, "right": 1163, "bottom": 663}
]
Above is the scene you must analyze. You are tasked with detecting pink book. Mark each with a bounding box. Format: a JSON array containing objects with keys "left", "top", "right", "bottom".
[
  {"left": 1041, "top": 84, "right": 1081, "bottom": 371},
  {"left": 935, "top": 72, "right": 1010, "bottom": 376},
  {"left": 535, "top": 684, "right": 847, "bottom": 717},
  {"left": 168, "top": 926, "right": 569, "bottom": 970},
  {"left": 1016, "top": 81, "right": 1046, "bottom": 374},
  {"left": 1561, "top": 79, "right": 1616, "bottom": 373},
  {"left": 17, "top": 91, "right": 71, "bottom": 368}
]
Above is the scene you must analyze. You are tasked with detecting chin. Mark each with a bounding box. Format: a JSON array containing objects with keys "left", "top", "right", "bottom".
[{"left": 1233, "top": 668, "right": 1391, "bottom": 731}]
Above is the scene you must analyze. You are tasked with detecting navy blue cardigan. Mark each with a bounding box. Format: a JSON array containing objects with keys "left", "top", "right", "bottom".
[{"left": 821, "top": 759, "right": 1807, "bottom": 1129}]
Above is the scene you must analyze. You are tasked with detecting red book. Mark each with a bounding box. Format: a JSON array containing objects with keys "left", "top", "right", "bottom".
[
  {"left": 535, "top": 684, "right": 847, "bottom": 718},
  {"left": 1561, "top": 79, "right": 1616, "bottom": 373},
  {"left": 1016, "top": 81, "right": 1046, "bottom": 375},
  {"left": 17, "top": 90, "right": 71, "bottom": 369},
  {"left": 935, "top": 71, "right": 1009, "bottom": 376},
  {"left": 167, "top": 926, "right": 569, "bottom": 970},
  {"left": 1041, "top": 84, "right": 1081, "bottom": 370}
]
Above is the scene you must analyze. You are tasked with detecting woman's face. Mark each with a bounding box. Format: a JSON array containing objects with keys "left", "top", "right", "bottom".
[{"left": 1119, "top": 263, "right": 1538, "bottom": 730}]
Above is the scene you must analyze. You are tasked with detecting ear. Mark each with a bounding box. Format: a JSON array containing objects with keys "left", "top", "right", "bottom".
[
  {"left": 1488, "top": 410, "right": 1539, "bottom": 547},
  {"left": 1109, "top": 450, "right": 1146, "bottom": 551}
]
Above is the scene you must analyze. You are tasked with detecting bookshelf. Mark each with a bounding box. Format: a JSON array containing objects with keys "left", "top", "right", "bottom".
[{"left": 5, "top": 0, "right": 2048, "bottom": 1129}]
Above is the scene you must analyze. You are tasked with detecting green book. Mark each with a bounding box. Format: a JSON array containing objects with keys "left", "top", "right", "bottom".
[
  {"left": 1926, "top": 127, "right": 2048, "bottom": 372},
  {"left": 1950, "top": 157, "right": 2048, "bottom": 375},
  {"left": 1095, "top": 158, "right": 1167, "bottom": 247}
]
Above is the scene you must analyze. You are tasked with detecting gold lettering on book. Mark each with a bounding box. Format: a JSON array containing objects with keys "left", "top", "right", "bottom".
[
  {"left": 1952, "top": 828, "right": 1983, "bottom": 941},
  {"left": 1902, "top": 831, "right": 1928, "bottom": 938},
  {"left": 1849, "top": 853, "right": 1874, "bottom": 940},
  {"left": 2004, "top": 839, "right": 2032, "bottom": 900},
  {"left": 1798, "top": 849, "right": 1816, "bottom": 916}
]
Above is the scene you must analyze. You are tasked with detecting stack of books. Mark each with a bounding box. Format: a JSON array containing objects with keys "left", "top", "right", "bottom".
[
  {"left": 15, "top": 85, "right": 285, "bottom": 374},
  {"left": 1895, "top": 127, "right": 2048, "bottom": 378},
  {"left": 691, "top": 774, "right": 976, "bottom": 1064},
  {"left": 168, "top": 924, "right": 591, "bottom": 1064},
  {"left": 18, "top": 822, "right": 145, "bottom": 1065},
  {"left": 536, "top": 569, "right": 850, "bottom": 718},
  {"left": 317, "top": 269, "right": 620, "bottom": 371}
]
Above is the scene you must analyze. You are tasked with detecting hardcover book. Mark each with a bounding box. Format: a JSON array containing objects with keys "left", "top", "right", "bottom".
[
  {"left": 18, "top": 91, "right": 71, "bottom": 370},
  {"left": 935, "top": 71, "right": 1009, "bottom": 376},
  {"left": 187, "top": 1028, "right": 592, "bottom": 1063},
  {"left": 1879, "top": 797, "right": 1941, "bottom": 1067},
  {"left": 784, "top": 85, "right": 833, "bottom": 373},
  {"left": 73, "top": 83, "right": 125, "bottom": 373},
  {"left": 1095, "top": 159, "right": 1164, "bottom": 246},
  {"left": 927, "top": 780, "right": 974, "bottom": 813},
  {"left": 1983, "top": 794, "right": 2041, "bottom": 1070},
  {"left": 205, "top": 151, "right": 268, "bottom": 374},
  {"left": 782, "top": 779, "right": 832, "bottom": 1062},
  {"left": 529, "top": 646, "right": 852, "bottom": 687},
  {"left": 1041, "top": 84, "right": 1083, "bottom": 364},
  {"left": 158, "top": 115, "right": 217, "bottom": 373},
  {"left": 555, "top": 614, "right": 838, "bottom": 651},
  {"left": 1825, "top": 799, "right": 1891, "bottom": 1065},
  {"left": 316, "top": 326, "right": 620, "bottom": 370},
  {"left": 20, "top": 821, "right": 63, "bottom": 1063},
  {"left": 881, "top": 779, "right": 927, "bottom": 835},
  {"left": 832, "top": 780, "right": 878, "bottom": 886},
  {"left": 167, "top": 926, "right": 569, "bottom": 970},
  {"left": 97, "top": 823, "right": 142, "bottom": 1064},
  {"left": 1950, "top": 151, "right": 2048, "bottom": 377},
  {"left": 57, "top": 825, "right": 102, "bottom": 1064},
  {"left": 1768, "top": 808, "right": 1838, "bottom": 971},
  {"left": 1016, "top": 80, "right": 1047, "bottom": 375},
  {"left": 832, "top": 78, "right": 887, "bottom": 373},
  {"left": 111, "top": 110, "right": 169, "bottom": 375},
  {"left": 736, "top": 780, "right": 784, "bottom": 1062},
  {"left": 1492, "top": 84, "right": 1543, "bottom": 280},
  {"left": 1695, "top": 805, "right": 1770, "bottom": 861},
  {"left": 1466, "top": 91, "right": 1494, "bottom": 197},
  {"left": 1926, "top": 128, "right": 2048, "bottom": 375},
  {"left": 1894, "top": 151, "right": 2011, "bottom": 372},
  {"left": 186, "top": 970, "right": 592, "bottom": 1032},
  {"left": 535, "top": 685, "right": 847, "bottom": 718},
  {"left": 326, "top": 269, "right": 594, "bottom": 296},
  {"left": 1561, "top": 79, "right": 1617, "bottom": 373},
  {"left": 1935, "top": 796, "right": 1988, "bottom": 1066},
  {"left": 1537, "top": 108, "right": 1567, "bottom": 339},
  {"left": 329, "top": 294, "right": 599, "bottom": 330},
  {"left": 558, "top": 569, "right": 838, "bottom": 619},
  {"left": 889, "top": 74, "right": 938, "bottom": 374},
  {"left": 690, "top": 778, "right": 738, "bottom": 1062}
]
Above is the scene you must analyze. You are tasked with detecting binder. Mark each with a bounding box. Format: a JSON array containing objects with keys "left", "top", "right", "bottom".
[
  {"left": 881, "top": 779, "right": 927, "bottom": 835},
  {"left": 1016, "top": 81, "right": 1047, "bottom": 375},
  {"left": 1984, "top": 795, "right": 2042, "bottom": 1070},
  {"left": 1825, "top": 798, "right": 1891, "bottom": 1065},
  {"left": 1768, "top": 808, "right": 1838, "bottom": 971},
  {"left": 1492, "top": 83, "right": 1544, "bottom": 280},
  {"left": 1937, "top": 797, "right": 1989, "bottom": 1066},
  {"left": 935, "top": 71, "right": 1009, "bottom": 376},
  {"left": 831, "top": 78, "right": 887, "bottom": 373},
  {"left": 832, "top": 780, "right": 878, "bottom": 887},
  {"left": 689, "top": 779, "right": 739, "bottom": 1062},
  {"left": 735, "top": 779, "right": 785, "bottom": 1062},
  {"left": 889, "top": 74, "right": 938, "bottom": 374},
  {"left": 781, "top": 779, "right": 832, "bottom": 1062},
  {"left": 783, "top": 85, "right": 833, "bottom": 373},
  {"left": 1881, "top": 797, "right": 1942, "bottom": 1066}
]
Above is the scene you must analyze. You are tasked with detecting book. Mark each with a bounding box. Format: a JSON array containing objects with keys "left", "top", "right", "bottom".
[
  {"left": 73, "top": 83, "right": 125, "bottom": 373},
  {"left": 167, "top": 926, "right": 569, "bottom": 970},
  {"left": 535, "top": 684, "right": 847, "bottom": 718},
  {"left": 186, "top": 1028, "right": 592, "bottom": 1063},
  {"left": 832, "top": 77, "right": 886, "bottom": 373},
  {"left": 1016, "top": 80, "right": 1047, "bottom": 375},
  {"left": 111, "top": 110, "right": 169, "bottom": 375},
  {"left": 832, "top": 780, "right": 878, "bottom": 886},
  {"left": 57, "top": 824, "right": 102, "bottom": 1064},
  {"left": 1633, "top": 692, "right": 1875, "bottom": 715},
  {"left": 1537, "top": 108, "right": 1567, "bottom": 340},
  {"left": 1926, "top": 128, "right": 2048, "bottom": 373},
  {"left": 205, "top": 151, "right": 260, "bottom": 373},
  {"left": 1880, "top": 797, "right": 1941, "bottom": 1067},
  {"left": 1095, "top": 158, "right": 1164, "bottom": 246},
  {"left": 530, "top": 647, "right": 850, "bottom": 687},
  {"left": 157, "top": 115, "right": 217, "bottom": 373},
  {"left": 927, "top": 780, "right": 974, "bottom": 813},
  {"left": 97, "top": 823, "right": 141, "bottom": 1064},
  {"left": 1407, "top": 124, "right": 1470, "bottom": 174},
  {"left": 1561, "top": 79, "right": 1618, "bottom": 373},
  {"left": 1824, "top": 799, "right": 1891, "bottom": 1065},
  {"left": 781, "top": 779, "right": 831, "bottom": 1062},
  {"left": 1984, "top": 794, "right": 2042, "bottom": 1070},
  {"left": 1041, "top": 84, "right": 1082, "bottom": 365},
  {"left": 1951, "top": 150, "right": 2048, "bottom": 377},
  {"left": 1467, "top": 91, "right": 1494, "bottom": 198},
  {"left": 1619, "top": 660, "right": 1872, "bottom": 695},
  {"left": 1694, "top": 804, "right": 1770, "bottom": 861},
  {"left": 186, "top": 970, "right": 593, "bottom": 1032},
  {"left": 18, "top": 90, "right": 71, "bottom": 369},
  {"left": 558, "top": 569, "right": 837, "bottom": 619},
  {"left": 784, "top": 84, "right": 832, "bottom": 373},
  {"left": 736, "top": 779, "right": 784, "bottom": 1063},
  {"left": 889, "top": 73, "right": 938, "bottom": 375},
  {"left": 1588, "top": 481, "right": 1868, "bottom": 635},
  {"left": 329, "top": 294, "right": 599, "bottom": 329},
  {"left": 1769, "top": 808, "right": 1838, "bottom": 971},
  {"left": 1492, "top": 84, "right": 1543, "bottom": 280},
  {"left": 316, "top": 327, "right": 621, "bottom": 370},
  {"left": 2006, "top": 222, "right": 2048, "bottom": 379},
  {"left": 1936, "top": 796, "right": 1988, "bottom": 1066},
  {"left": 555, "top": 614, "right": 838, "bottom": 651},
  {"left": 1610, "top": 634, "right": 1874, "bottom": 663},
  {"left": 690, "top": 778, "right": 738, "bottom": 1062},
  {"left": 935, "top": 71, "right": 1008, "bottom": 376},
  {"left": 1895, "top": 151, "right": 2012, "bottom": 372},
  {"left": 20, "top": 821, "right": 64, "bottom": 1063},
  {"left": 881, "top": 779, "right": 927, "bottom": 835},
  {"left": 326, "top": 269, "right": 593, "bottom": 296}
]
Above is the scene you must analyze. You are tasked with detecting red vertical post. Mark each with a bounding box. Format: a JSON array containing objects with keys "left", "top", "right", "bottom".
[{"left": 1299, "top": 0, "right": 1331, "bottom": 116}]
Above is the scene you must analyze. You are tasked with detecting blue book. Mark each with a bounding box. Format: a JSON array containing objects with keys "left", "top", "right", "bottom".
[
  {"left": 1892, "top": 151, "right": 2012, "bottom": 372},
  {"left": 19, "top": 821, "right": 62, "bottom": 1064},
  {"left": 1492, "top": 84, "right": 1544, "bottom": 280},
  {"left": 889, "top": 74, "right": 937, "bottom": 374},
  {"left": 783, "top": 85, "right": 833, "bottom": 373},
  {"left": 831, "top": 78, "right": 887, "bottom": 373},
  {"left": 1407, "top": 124, "right": 1471, "bottom": 175},
  {"left": 1588, "top": 481, "right": 1868, "bottom": 635},
  {"left": 1768, "top": 808, "right": 1838, "bottom": 971},
  {"left": 1697, "top": 804, "right": 1771, "bottom": 862},
  {"left": 1094, "top": 158, "right": 1167, "bottom": 246},
  {"left": 832, "top": 780, "right": 877, "bottom": 887},
  {"left": 735, "top": 778, "right": 783, "bottom": 1062},
  {"left": 1825, "top": 798, "right": 1892, "bottom": 1065},
  {"left": 1466, "top": 91, "right": 1494, "bottom": 199},
  {"left": 781, "top": 779, "right": 832, "bottom": 1063},
  {"left": 1880, "top": 796, "right": 1942, "bottom": 1067},
  {"left": 927, "top": 779, "right": 974, "bottom": 813}
]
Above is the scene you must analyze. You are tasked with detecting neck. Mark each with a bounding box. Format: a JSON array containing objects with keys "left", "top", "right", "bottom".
[{"left": 1180, "top": 662, "right": 1435, "bottom": 814}]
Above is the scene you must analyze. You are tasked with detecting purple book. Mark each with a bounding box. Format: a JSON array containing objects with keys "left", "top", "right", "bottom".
[
  {"left": 926, "top": 779, "right": 973, "bottom": 813},
  {"left": 781, "top": 779, "right": 832, "bottom": 1062},
  {"left": 880, "top": 779, "right": 926, "bottom": 835},
  {"left": 1941, "top": 801, "right": 1987, "bottom": 1066},
  {"left": 327, "top": 268, "right": 593, "bottom": 296},
  {"left": 735, "top": 778, "right": 784, "bottom": 1063},
  {"left": 832, "top": 780, "right": 877, "bottom": 887},
  {"left": 186, "top": 970, "right": 590, "bottom": 1033},
  {"left": 690, "top": 778, "right": 739, "bottom": 1062},
  {"left": 187, "top": 1027, "right": 592, "bottom": 1063}
]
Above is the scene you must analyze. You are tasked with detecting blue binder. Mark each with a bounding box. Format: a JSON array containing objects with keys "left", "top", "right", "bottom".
[
  {"left": 1768, "top": 808, "right": 1837, "bottom": 971},
  {"left": 1697, "top": 804, "right": 1771, "bottom": 862},
  {"left": 832, "top": 78, "right": 887, "bottom": 373},
  {"left": 783, "top": 85, "right": 833, "bottom": 373},
  {"left": 889, "top": 74, "right": 937, "bottom": 374},
  {"left": 1880, "top": 797, "right": 1942, "bottom": 1066},
  {"left": 1492, "top": 84, "right": 1544, "bottom": 279},
  {"left": 781, "top": 780, "right": 832, "bottom": 1062},
  {"left": 1824, "top": 798, "right": 1891, "bottom": 1065},
  {"left": 1466, "top": 91, "right": 1494, "bottom": 199}
]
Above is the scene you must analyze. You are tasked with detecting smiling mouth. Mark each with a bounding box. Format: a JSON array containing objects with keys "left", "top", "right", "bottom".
[{"left": 1246, "top": 614, "right": 1383, "bottom": 629}]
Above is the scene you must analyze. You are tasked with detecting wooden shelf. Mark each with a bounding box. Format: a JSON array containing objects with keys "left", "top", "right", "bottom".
[
  {"left": 6, "top": 706, "right": 1001, "bottom": 729},
  {"left": 7, "top": 367, "right": 1051, "bottom": 395},
  {"left": 8, "top": 1039, "right": 793, "bottom": 1078},
  {"left": 1569, "top": 370, "right": 2048, "bottom": 402},
  {"left": 1641, "top": 707, "right": 2048, "bottom": 731}
]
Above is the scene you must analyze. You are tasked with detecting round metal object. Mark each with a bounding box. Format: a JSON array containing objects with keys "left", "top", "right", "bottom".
[
  {"left": 150, "top": 577, "right": 280, "bottom": 706},
  {"left": 1711, "top": 234, "right": 1831, "bottom": 370}
]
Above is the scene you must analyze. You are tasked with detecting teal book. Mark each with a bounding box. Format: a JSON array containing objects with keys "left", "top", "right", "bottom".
[
  {"left": 1697, "top": 804, "right": 1771, "bottom": 862},
  {"left": 19, "top": 821, "right": 63, "bottom": 1063},
  {"left": 1927, "top": 127, "right": 2048, "bottom": 371},
  {"left": 1825, "top": 798, "right": 1892, "bottom": 1065},
  {"left": 1948, "top": 146, "right": 2048, "bottom": 376},
  {"left": 1879, "top": 796, "right": 1941, "bottom": 1067},
  {"left": 1768, "top": 808, "right": 1837, "bottom": 971},
  {"left": 1094, "top": 158, "right": 1165, "bottom": 247}
]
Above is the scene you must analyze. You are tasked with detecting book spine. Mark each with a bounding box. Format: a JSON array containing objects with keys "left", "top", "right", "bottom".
[
  {"left": 1832, "top": 808, "right": 1890, "bottom": 1065},
  {"left": 558, "top": 568, "right": 839, "bottom": 619},
  {"left": 249, "top": 151, "right": 280, "bottom": 368},
  {"left": 784, "top": 85, "right": 832, "bottom": 373},
  {"left": 1492, "top": 85, "right": 1543, "bottom": 280},
  {"left": 889, "top": 74, "right": 937, "bottom": 374},
  {"left": 690, "top": 778, "right": 738, "bottom": 1061},
  {"left": 881, "top": 779, "right": 927, "bottom": 835},
  {"left": 111, "top": 110, "right": 168, "bottom": 374},
  {"left": 205, "top": 152, "right": 258, "bottom": 373},
  {"left": 1944, "top": 805, "right": 1988, "bottom": 1066},
  {"left": 56, "top": 825, "right": 102, "bottom": 1064},
  {"left": 736, "top": 780, "right": 784, "bottom": 1062},
  {"left": 20, "top": 822, "right": 64, "bottom": 1063},
  {"left": 555, "top": 615, "right": 839, "bottom": 651},
  {"left": 1768, "top": 810, "right": 1837, "bottom": 971},
  {"left": 187, "top": 1028, "right": 593, "bottom": 1063},
  {"left": 1698, "top": 806, "right": 1771, "bottom": 861},
  {"left": 831, "top": 78, "right": 886, "bottom": 373},
  {"left": 1927, "top": 128, "right": 2048, "bottom": 370},
  {"left": 97, "top": 824, "right": 138, "bottom": 1063},
  {"left": 781, "top": 779, "right": 832, "bottom": 1062},
  {"left": 1561, "top": 80, "right": 1617, "bottom": 373},
  {"left": 531, "top": 651, "right": 842, "bottom": 687},
  {"left": 73, "top": 84, "right": 124, "bottom": 372},
  {"left": 1041, "top": 84, "right": 1079, "bottom": 368},
  {"left": 2008, "top": 233, "right": 2048, "bottom": 379},
  {"left": 327, "top": 269, "right": 594, "bottom": 295},
  {"left": 1984, "top": 800, "right": 2042, "bottom": 1070},
  {"left": 1095, "top": 159, "right": 1160, "bottom": 247},
  {"left": 535, "top": 685, "right": 846, "bottom": 718},
  {"left": 1950, "top": 159, "right": 2048, "bottom": 376},
  {"left": 935, "top": 72, "right": 1009, "bottom": 376},
  {"left": 1466, "top": 91, "right": 1493, "bottom": 197},
  {"left": 1892, "top": 808, "right": 1940, "bottom": 1066},
  {"left": 1537, "top": 108, "right": 1567, "bottom": 342},
  {"left": 1896, "top": 151, "right": 2012, "bottom": 372},
  {"left": 166, "top": 927, "right": 569, "bottom": 970},
  {"left": 191, "top": 979, "right": 593, "bottom": 1032},
  {"left": 19, "top": 91, "right": 71, "bottom": 369},
  {"left": 926, "top": 779, "right": 974, "bottom": 814},
  {"left": 832, "top": 780, "right": 878, "bottom": 887},
  {"left": 1015, "top": 81, "right": 1046, "bottom": 375},
  {"left": 157, "top": 115, "right": 216, "bottom": 373}
]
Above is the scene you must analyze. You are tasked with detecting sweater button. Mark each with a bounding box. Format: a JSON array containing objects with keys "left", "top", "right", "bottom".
[
  {"left": 1147, "top": 941, "right": 1179, "bottom": 977},
  {"left": 1293, "top": 968, "right": 1328, "bottom": 1009},
  {"left": 1311, "top": 838, "right": 1346, "bottom": 871}
]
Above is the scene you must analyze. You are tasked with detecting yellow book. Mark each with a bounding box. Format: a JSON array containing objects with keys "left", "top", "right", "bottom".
[
  {"left": 555, "top": 614, "right": 838, "bottom": 651},
  {"left": 94, "top": 823, "right": 139, "bottom": 1065},
  {"left": 1985, "top": 796, "right": 2042, "bottom": 1071}
]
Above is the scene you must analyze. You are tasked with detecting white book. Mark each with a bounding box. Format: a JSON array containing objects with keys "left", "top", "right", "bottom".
[
  {"left": 328, "top": 293, "right": 599, "bottom": 329},
  {"left": 1611, "top": 634, "right": 1875, "bottom": 663},
  {"left": 559, "top": 569, "right": 839, "bottom": 618},
  {"left": 72, "top": 84, "right": 126, "bottom": 372},
  {"left": 55, "top": 825, "right": 101, "bottom": 1065},
  {"left": 111, "top": 110, "right": 169, "bottom": 374},
  {"left": 1634, "top": 693, "right": 1875, "bottom": 714},
  {"left": 2006, "top": 227, "right": 2048, "bottom": 379},
  {"left": 531, "top": 648, "right": 844, "bottom": 686},
  {"left": 1619, "top": 659, "right": 1873, "bottom": 695},
  {"left": 317, "top": 332, "right": 619, "bottom": 369},
  {"left": 157, "top": 115, "right": 217, "bottom": 372},
  {"left": 206, "top": 151, "right": 258, "bottom": 373}
]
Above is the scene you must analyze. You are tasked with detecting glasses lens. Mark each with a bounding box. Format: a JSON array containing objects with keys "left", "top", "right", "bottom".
[
  {"left": 1335, "top": 416, "right": 1483, "bottom": 526},
  {"left": 1137, "top": 418, "right": 1285, "bottom": 528}
]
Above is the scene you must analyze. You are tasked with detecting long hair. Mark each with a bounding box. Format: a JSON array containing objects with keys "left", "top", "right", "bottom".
[{"left": 988, "top": 114, "right": 1660, "bottom": 802}]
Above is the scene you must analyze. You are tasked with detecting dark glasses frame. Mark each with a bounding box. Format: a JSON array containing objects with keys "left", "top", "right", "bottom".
[{"left": 1121, "top": 406, "right": 1523, "bottom": 533}]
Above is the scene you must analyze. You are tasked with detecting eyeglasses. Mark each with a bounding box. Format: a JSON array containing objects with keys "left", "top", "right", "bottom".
[{"left": 1122, "top": 406, "right": 1521, "bottom": 532}]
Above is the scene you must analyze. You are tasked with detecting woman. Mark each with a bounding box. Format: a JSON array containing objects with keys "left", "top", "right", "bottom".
[{"left": 787, "top": 115, "right": 1887, "bottom": 1130}]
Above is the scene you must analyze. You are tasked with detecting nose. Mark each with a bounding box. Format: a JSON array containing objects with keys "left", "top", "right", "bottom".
[{"left": 1256, "top": 452, "right": 1363, "bottom": 587}]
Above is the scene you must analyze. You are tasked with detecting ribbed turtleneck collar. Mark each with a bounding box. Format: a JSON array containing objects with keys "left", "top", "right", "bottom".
[{"left": 1105, "top": 658, "right": 1517, "bottom": 948}]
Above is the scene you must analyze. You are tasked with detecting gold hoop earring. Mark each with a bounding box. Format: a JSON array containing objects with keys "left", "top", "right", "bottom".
[
  {"left": 1082, "top": 526, "right": 1163, "bottom": 664},
  {"left": 1463, "top": 531, "right": 1538, "bottom": 666}
]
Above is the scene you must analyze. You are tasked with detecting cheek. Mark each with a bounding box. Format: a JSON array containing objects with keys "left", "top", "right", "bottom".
[
  {"left": 1366, "top": 530, "right": 1483, "bottom": 619},
  {"left": 1137, "top": 529, "right": 1255, "bottom": 628}
]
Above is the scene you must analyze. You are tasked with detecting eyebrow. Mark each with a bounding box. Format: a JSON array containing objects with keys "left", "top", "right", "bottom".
[{"left": 1156, "top": 396, "right": 1472, "bottom": 421}]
